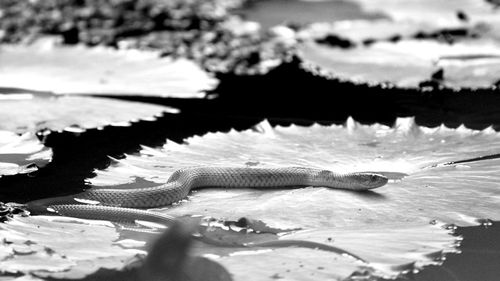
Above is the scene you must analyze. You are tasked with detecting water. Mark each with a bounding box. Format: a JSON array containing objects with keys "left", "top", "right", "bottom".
[
  {"left": 390, "top": 221, "right": 500, "bottom": 281},
  {"left": 1, "top": 96, "right": 500, "bottom": 280},
  {"left": 235, "top": 0, "right": 386, "bottom": 29}
]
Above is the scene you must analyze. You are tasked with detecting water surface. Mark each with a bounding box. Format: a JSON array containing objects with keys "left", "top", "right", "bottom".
[{"left": 235, "top": 0, "right": 386, "bottom": 28}]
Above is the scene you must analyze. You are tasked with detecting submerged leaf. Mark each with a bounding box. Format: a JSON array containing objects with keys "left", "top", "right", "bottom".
[
  {"left": 0, "top": 39, "right": 218, "bottom": 98},
  {"left": 0, "top": 131, "right": 52, "bottom": 177},
  {"left": 0, "top": 93, "right": 178, "bottom": 134}
]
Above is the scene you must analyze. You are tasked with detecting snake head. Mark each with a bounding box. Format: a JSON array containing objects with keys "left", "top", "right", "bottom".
[
  {"left": 316, "top": 170, "right": 388, "bottom": 190},
  {"left": 355, "top": 173, "right": 388, "bottom": 189}
]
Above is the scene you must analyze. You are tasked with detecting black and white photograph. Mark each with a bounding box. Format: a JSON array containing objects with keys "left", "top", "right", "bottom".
[{"left": 1, "top": 0, "right": 500, "bottom": 280}]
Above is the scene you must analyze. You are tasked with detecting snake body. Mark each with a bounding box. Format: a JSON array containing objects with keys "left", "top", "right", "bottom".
[
  {"left": 28, "top": 167, "right": 387, "bottom": 219},
  {"left": 74, "top": 167, "right": 388, "bottom": 208},
  {"left": 23, "top": 167, "right": 387, "bottom": 258}
]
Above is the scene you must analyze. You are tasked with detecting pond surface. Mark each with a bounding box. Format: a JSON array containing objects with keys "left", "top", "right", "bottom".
[
  {"left": 235, "top": 0, "right": 386, "bottom": 28},
  {"left": 2, "top": 103, "right": 500, "bottom": 280},
  {"left": 2, "top": 4, "right": 500, "bottom": 278},
  {"left": 394, "top": 221, "right": 500, "bottom": 281}
]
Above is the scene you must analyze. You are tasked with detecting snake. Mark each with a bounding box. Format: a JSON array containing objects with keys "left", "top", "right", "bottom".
[
  {"left": 27, "top": 166, "right": 388, "bottom": 219},
  {"left": 22, "top": 166, "right": 388, "bottom": 259}
]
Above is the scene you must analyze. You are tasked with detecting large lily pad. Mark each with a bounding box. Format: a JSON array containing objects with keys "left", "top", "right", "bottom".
[
  {"left": 80, "top": 117, "right": 500, "bottom": 279},
  {"left": 0, "top": 131, "right": 52, "bottom": 177},
  {"left": 0, "top": 93, "right": 178, "bottom": 134},
  {"left": 0, "top": 39, "right": 218, "bottom": 98},
  {"left": 298, "top": 39, "right": 500, "bottom": 88},
  {"left": 90, "top": 118, "right": 500, "bottom": 228}
]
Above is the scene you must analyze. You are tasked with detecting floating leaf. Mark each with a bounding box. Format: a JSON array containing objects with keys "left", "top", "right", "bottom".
[
  {"left": 135, "top": 118, "right": 499, "bottom": 227},
  {"left": 279, "top": 223, "right": 457, "bottom": 277},
  {"left": 0, "top": 131, "right": 52, "bottom": 177},
  {"left": 0, "top": 39, "right": 218, "bottom": 98},
  {"left": 85, "top": 117, "right": 500, "bottom": 278},
  {"left": 1, "top": 275, "right": 45, "bottom": 281},
  {"left": 180, "top": 218, "right": 456, "bottom": 281},
  {"left": 295, "top": 0, "right": 500, "bottom": 88},
  {"left": 0, "top": 93, "right": 178, "bottom": 134},
  {"left": 353, "top": 0, "right": 500, "bottom": 27},
  {"left": 298, "top": 39, "right": 500, "bottom": 88},
  {"left": 298, "top": 19, "right": 469, "bottom": 45},
  {"left": 0, "top": 216, "right": 144, "bottom": 279},
  {"left": 203, "top": 221, "right": 456, "bottom": 280}
]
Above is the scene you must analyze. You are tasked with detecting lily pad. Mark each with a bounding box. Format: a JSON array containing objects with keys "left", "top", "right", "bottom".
[
  {"left": 0, "top": 131, "right": 52, "bottom": 177},
  {"left": 0, "top": 93, "right": 178, "bottom": 134},
  {"left": 204, "top": 221, "right": 457, "bottom": 280},
  {"left": 80, "top": 117, "right": 500, "bottom": 279},
  {"left": 0, "top": 214, "right": 458, "bottom": 280},
  {"left": 171, "top": 119, "right": 499, "bottom": 225},
  {"left": 298, "top": 19, "right": 472, "bottom": 45},
  {"left": 353, "top": 0, "right": 500, "bottom": 27},
  {"left": 298, "top": 39, "right": 500, "bottom": 88},
  {"left": 294, "top": 0, "right": 500, "bottom": 88},
  {"left": 0, "top": 216, "right": 144, "bottom": 279},
  {"left": 90, "top": 118, "right": 500, "bottom": 227},
  {"left": 0, "top": 39, "right": 218, "bottom": 98}
]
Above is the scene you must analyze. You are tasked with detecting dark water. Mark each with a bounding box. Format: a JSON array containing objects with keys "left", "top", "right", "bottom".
[
  {"left": 391, "top": 222, "right": 500, "bottom": 281},
  {"left": 235, "top": 0, "right": 386, "bottom": 28}
]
